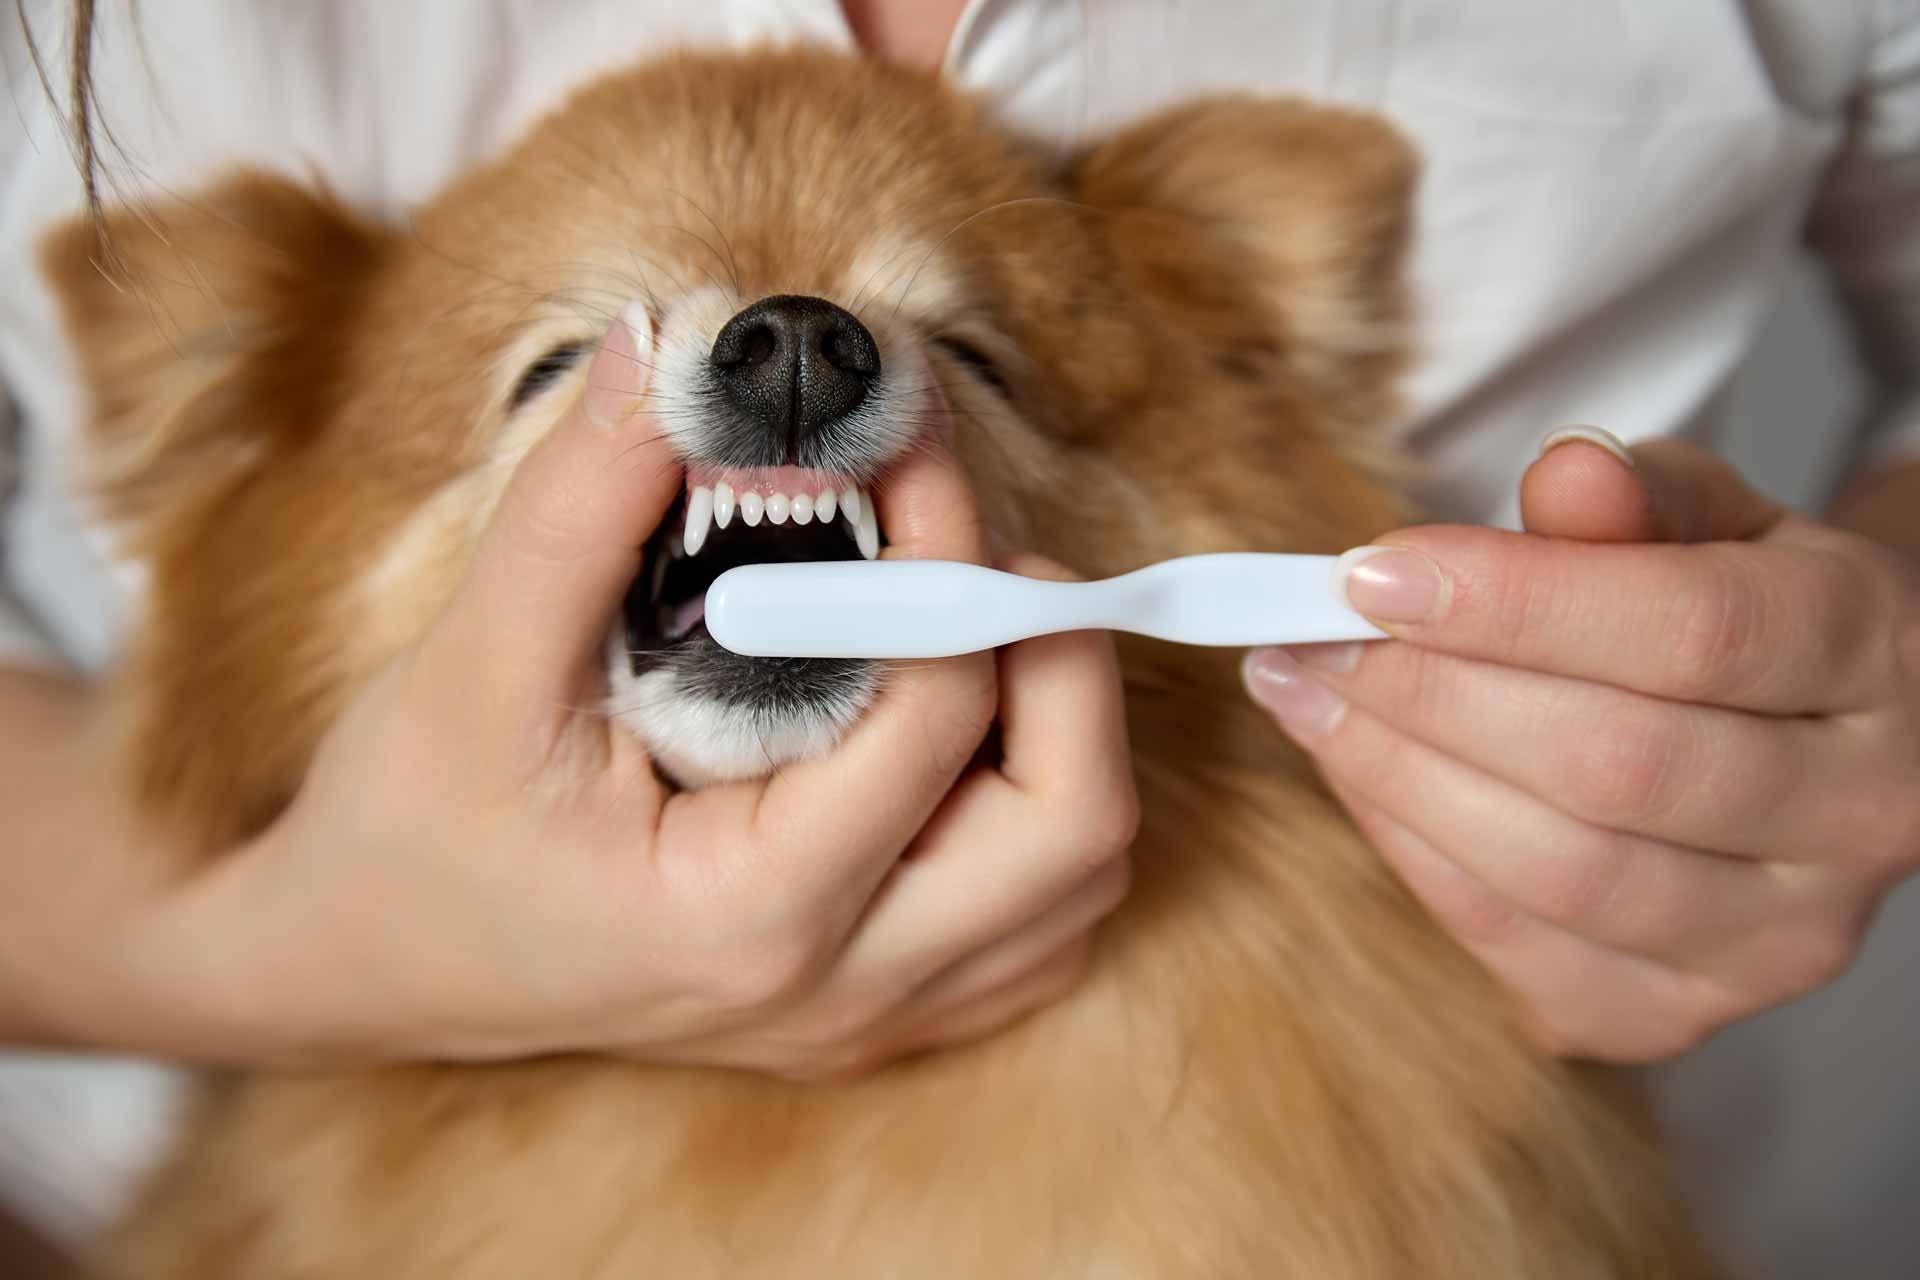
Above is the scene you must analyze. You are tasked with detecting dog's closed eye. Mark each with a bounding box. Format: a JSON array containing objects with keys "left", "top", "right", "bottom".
[
  {"left": 510, "top": 341, "right": 590, "bottom": 408},
  {"left": 931, "top": 334, "right": 1008, "bottom": 397}
]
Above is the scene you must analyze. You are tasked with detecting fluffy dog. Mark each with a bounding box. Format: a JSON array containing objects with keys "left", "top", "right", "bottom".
[{"left": 43, "top": 49, "right": 1712, "bottom": 1278}]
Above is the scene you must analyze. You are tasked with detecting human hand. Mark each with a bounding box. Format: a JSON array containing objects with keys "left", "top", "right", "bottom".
[
  {"left": 129, "top": 317, "right": 1135, "bottom": 1076},
  {"left": 1244, "top": 428, "right": 1920, "bottom": 1061}
]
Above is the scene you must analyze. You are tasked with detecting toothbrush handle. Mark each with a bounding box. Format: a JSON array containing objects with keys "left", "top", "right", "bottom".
[
  {"left": 1104, "top": 554, "right": 1387, "bottom": 646},
  {"left": 705, "top": 556, "right": 1385, "bottom": 659}
]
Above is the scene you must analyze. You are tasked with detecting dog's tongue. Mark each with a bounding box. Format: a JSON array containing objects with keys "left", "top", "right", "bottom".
[{"left": 667, "top": 594, "right": 707, "bottom": 640}]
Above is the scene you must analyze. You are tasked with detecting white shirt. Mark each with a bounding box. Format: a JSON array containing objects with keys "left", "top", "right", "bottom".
[{"left": 2, "top": 0, "right": 1919, "bottom": 1267}]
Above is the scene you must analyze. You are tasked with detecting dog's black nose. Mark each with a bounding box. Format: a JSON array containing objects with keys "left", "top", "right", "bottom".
[{"left": 709, "top": 296, "right": 880, "bottom": 462}]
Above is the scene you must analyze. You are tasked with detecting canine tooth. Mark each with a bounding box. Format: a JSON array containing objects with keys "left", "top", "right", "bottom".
[
  {"left": 791, "top": 493, "right": 814, "bottom": 525},
  {"left": 855, "top": 492, "right": 880, "bottom": 560},
  {"left": 766, "top": 492, "right": 790, "bottom": 525},
  {"left": 741, "top": 491, "right": 764, "bottom": 526},
  {"left": 684, "top": 486, "right": 713, "bottom": 556},
  {"left": 713, "top": 481, "right": 735, "bottom": 530},
  {"left": 840, "top": 488, "right": 860, "bottom": 525},
  {"left": 815, "top": 488, "right": 837, "bottom": 522}
]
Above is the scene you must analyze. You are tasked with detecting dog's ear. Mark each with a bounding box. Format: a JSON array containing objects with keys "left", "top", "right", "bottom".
[
  {"left": 37, "top": 172, "right": 388, "bottom": 533},
  {"left": 1073, "top": 99, "right": 1418, "bottom": 427}
]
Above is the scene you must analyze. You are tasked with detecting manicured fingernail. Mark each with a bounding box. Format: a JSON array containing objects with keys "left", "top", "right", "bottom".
[
  {"left": 1288, "top": 641, "right": 1362, "bottom": 675},
  {"left": 1539, "top": 425, "right": 1635, "bottom": 469},
  {"left": 1243, "top": 648, "right": 1347, "bottom": 741},
  {"left": 584, "top": 302, "right": 653, "bottom": 429},
  {"left": 1334, "top": 546, "right": 1446, "bottom": 625}
]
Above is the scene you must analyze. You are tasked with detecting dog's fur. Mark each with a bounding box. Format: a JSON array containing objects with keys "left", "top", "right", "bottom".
[{"left": 42, "top": 51, "right": 1713, "bottom": 1278}]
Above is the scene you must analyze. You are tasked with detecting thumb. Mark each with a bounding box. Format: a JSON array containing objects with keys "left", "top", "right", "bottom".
[
  {"left": 1520, "top": 426, "right": 1781, "bottom": 545},
  {"left": 427, "top": 306, "right": 682, "bottom": 738}
]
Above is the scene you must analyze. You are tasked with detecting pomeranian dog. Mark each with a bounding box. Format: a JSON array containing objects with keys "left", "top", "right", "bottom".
[{"left": 42, "top": 48, "right": 1713, "bottom": 1278}]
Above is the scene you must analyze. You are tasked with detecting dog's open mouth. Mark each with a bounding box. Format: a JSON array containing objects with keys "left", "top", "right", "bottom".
[{"left": 622, "top": 467, "right": 884, "bottom": 673}]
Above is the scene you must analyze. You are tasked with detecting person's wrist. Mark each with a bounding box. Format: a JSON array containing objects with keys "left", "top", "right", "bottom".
[
  {"left": 121, "top": 817, "right": 380, "bottom": 1068},
  {"left": 0, "top": 837, "right": 214, "bottom": 1059},
  {"left": 0, "top": 902, "right": 74, "bottom": 1045},
  {"left": 0, "top": 672, "right": 179, "bottom": 1053},
  {"left": 142, "top": 807, "right": 506, "bottom": 1068}
]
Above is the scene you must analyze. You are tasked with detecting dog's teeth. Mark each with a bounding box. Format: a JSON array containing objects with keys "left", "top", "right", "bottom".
[
  {"left": 713, "top": 481, "right": 735, "bottom": 530},
  {"left": 766, "top": 493, "right": 790, "bottom": 525},
  {"left": 815, "top": 488, "right": 837, "bottom": 523},
  {"left": 685, "top": 486, "right": 713, "bottom": 556},
  {"left": 741, "top": 491, "right": 764, "bottom": 526},
  {"left": 791, "top": 493, "right": 814, "bottom": 525},
  {"left": 840, "top": 488, "right": 861, "bottom": 525},
  {"left": 855, "top": 490, "right": 880, "bottom": 560},
  {"left": 668, "top": 531, "right": 685, "bottom": 559}
]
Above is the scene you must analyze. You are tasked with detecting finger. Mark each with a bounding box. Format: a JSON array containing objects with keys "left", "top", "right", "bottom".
[
  {"left": 1334, "top": 524, "right": 1894, "bottom": 713},
  {"left": 1629, "top": 439, "right": 1785, "bottom": 544},
  {"left": 662, "top": 428, "right": 1000, "bottom": 919},
  {"left": 713, "top": 931, "right": 1097, "bottom": 1082},
  {"left": 1521, "top": 427, "right": 1662, "bottom": 543},
  {"left": 1247, "top": 650, "right": 1789, "bottom": 961},
  {"left": 840, "top": 786, "right": 1129, "bottom": 1000},
  {"left": 1335, "top": 788, "right": 1728, "bottom": 1062},
  {"left": 989, "top": 553, "right": 1138, "bottom": 810},
  {"left": 803, "top": 557, "right": 1133, "bottom": 985},
  {"left": 890, "top": 936, "right": 1093, "bottom": 1060},
  {"left": 1519, "top": 430, "right": 1787, "bottom": 548},
  {"left": 903, "top": 857, "right": 1122, "bottom": 1012},
  {"left": 657, "top": 927, "right": 1094, "bottom": 1081},
  {"left": 1269, "top": 639, "right": 1879, "bottom": 862},
  {"left": 427, "top": 307, "right": 679, "bottom": 740}
]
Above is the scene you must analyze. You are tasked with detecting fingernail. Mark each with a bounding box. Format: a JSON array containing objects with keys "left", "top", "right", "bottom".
[
  {"left": 1539, "top": 425, "right": 1635, "bottom": 469},
  {"left": 1243, "top": 648, "right": 1347, "bottom": 741},
  {"left": 1333, "top": 546, "right": 1446, "bottom": 625},
  {"left": 584, "top": 302, "right": 653, "bottom": 429},
  {"left": 1288, "top": 641, "right": 1362, "bottom": 675}
]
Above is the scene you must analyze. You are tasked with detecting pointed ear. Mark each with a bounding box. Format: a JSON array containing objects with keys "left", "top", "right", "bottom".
[
  {"left": 37, "top": 172, "right": 388, "bottom": 531},
  {"left": 1073, "top": 99, "right": 1418, "bottom": 425}
]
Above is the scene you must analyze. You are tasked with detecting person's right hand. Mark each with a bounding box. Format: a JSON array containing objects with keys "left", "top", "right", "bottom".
[{"left": 127, "top": 315, "right": 1137, "bottom": 1077}]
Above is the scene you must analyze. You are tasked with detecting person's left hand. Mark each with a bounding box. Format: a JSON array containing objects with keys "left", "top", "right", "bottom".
[{"left": 1244, "top": 428, "right": 1920, "bottom": 1061}]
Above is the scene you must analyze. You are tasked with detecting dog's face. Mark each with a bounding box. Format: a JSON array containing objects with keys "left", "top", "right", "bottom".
[{"left": 43, "top": 51, "right": 1415, "bottom": 847}]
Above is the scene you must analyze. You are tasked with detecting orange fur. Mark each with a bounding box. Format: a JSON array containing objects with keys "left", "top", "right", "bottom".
[{"left": 41, "top": 50, "right": 1714, "bottom": 1278}]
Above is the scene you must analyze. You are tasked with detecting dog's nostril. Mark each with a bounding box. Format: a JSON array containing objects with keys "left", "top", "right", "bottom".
[
  {"left": 709, "top": 295, "right": 880, "bottom": 463},
  {"left": 820, "top": 330, "right": 870, "bottom": 372},
  {"left": 716, "top": 322, "right": 779, "bottom": 370}
]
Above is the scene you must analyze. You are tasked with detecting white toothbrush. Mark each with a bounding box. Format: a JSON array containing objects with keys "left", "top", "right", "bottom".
[{"left": 703, "top": 554, "right": 1386, "bottom": 659}]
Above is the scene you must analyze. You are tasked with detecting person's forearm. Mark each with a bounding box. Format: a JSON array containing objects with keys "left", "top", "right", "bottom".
[
  {"left": 1826, "top": 458, "right": 1920, "bottom": 561},
  {"left": 0, "top": 662, "right": 459, "bottom": 1067}
]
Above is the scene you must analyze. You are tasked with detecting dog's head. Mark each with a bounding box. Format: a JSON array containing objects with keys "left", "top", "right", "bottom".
[{"left": 42, "top": 50, "right": 1414, "bottom": 846}]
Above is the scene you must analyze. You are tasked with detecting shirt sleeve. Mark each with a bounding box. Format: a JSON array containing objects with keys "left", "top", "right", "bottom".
[
  {"left": 0, "top": 9, "right": 67, "bottom": 671},
  {"left": 1806, "top": 2, "right": 1920, "bottom": 473},
  {"left": 0, "top": 391, "right": 66, "bottom": 672}
]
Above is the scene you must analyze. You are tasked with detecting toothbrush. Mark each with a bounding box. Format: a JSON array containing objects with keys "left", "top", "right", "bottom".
[{"left": 703, "top": 554, "right": 1386, "bottom": 659}]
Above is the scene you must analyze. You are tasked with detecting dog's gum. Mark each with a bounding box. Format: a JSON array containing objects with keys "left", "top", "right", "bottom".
[{"left": 685, "top": 463, "right": 853, "bottom": 496}]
